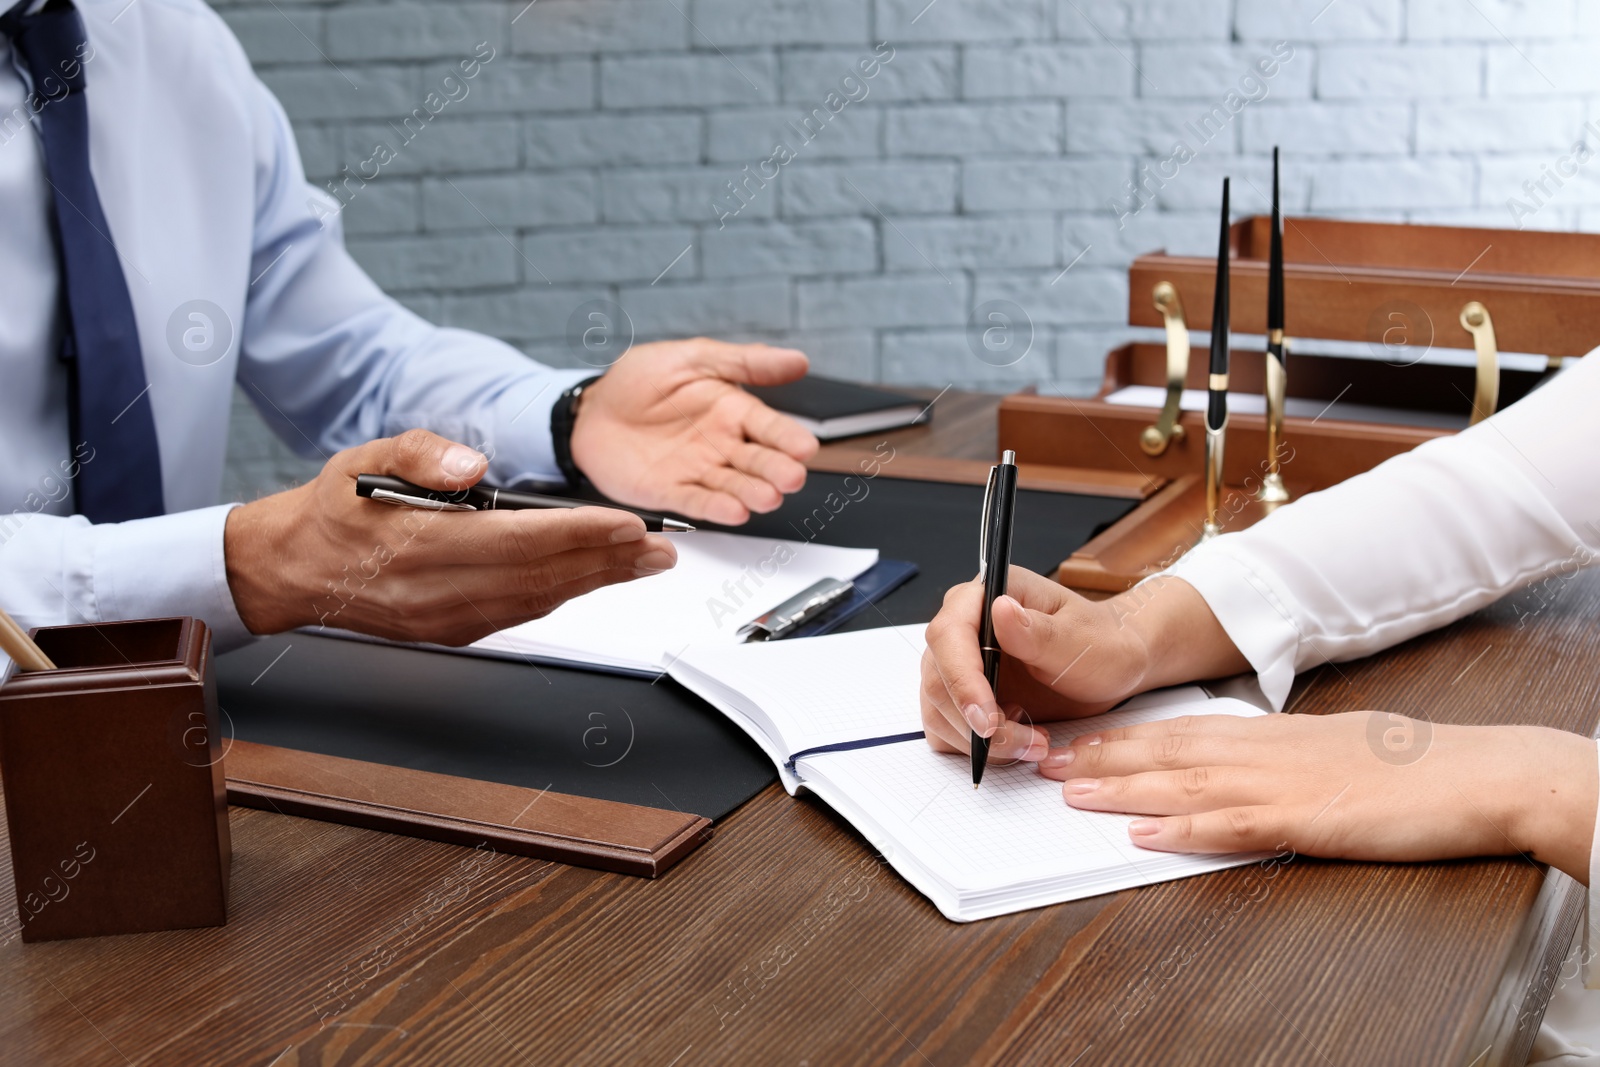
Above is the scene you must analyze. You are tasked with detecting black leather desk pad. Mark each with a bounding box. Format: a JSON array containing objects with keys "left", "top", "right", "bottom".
[{"left": 216, "top": 472, "right": 1134, "bottom": 820}]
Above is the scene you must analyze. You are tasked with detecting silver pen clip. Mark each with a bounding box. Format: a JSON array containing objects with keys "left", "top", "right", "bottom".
[
  {"left": 369, "top": 488, "right": 476, "bottom": 512},
  {"left": 737, "top": 578, "right": 855, "bottom": 642},
  {"left": 977, "top": 463, "right": 999, "bottom": 581}
]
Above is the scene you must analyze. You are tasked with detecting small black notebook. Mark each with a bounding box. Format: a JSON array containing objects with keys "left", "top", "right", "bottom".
[{"left": 747, "top": 375, "right": 931, "bottom": 441}]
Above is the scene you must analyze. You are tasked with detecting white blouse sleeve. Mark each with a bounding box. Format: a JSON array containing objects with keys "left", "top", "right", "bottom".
[{"left": 1163, "top": 349, "right": 1600, "bottom": 712}]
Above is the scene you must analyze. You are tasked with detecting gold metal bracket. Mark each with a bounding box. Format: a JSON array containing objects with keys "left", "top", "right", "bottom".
[
  {"left": 1257, "top": 331, "right": 1290, "bottom": 505},
  {"left": 1459, "top": 302, "right": 1499, "bottom": 425},
  {"left": 1140, "top": 281, "right": 1189, "bottom": 456}
]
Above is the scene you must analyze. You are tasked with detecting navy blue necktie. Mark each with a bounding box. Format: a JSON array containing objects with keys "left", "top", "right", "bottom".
[{"left": 3, "top": 0, "right": 164, "bottom": 521}]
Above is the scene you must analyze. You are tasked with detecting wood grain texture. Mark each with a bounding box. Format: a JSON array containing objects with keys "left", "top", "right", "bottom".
[
  {"left": 225, "top": 741, "right": 710, "bottom": 878},
  {"left": 1129, "top": 218, "right": 1600, "bottom": 358},
  {"left": 0, "top": 395, "right": 1589, "bottom": 1065},
  {"left": 1236, "top": 215, "right": 1600, "bottom": 280},
  {"left": 1056, "top": 475, "right": 1299, "bottom": 591},
  {"left": 998, "top": 387, "right": 1445, "bottom": 493}
]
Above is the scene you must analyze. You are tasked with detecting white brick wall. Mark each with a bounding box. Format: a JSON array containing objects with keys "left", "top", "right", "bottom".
[{"left": 209, "top": 0, "right": 1600, "bottom": 494}]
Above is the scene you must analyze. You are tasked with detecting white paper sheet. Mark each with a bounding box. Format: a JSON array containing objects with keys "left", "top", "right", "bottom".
[
  {"left": 472, "top": 531, "right": 878, "bottom": 673},
  {"left": 800, "top": 698, "right": 1265, "bottom": 908},
  {"left": 672, "top": 624, "right": 927, "bottom": 755}
]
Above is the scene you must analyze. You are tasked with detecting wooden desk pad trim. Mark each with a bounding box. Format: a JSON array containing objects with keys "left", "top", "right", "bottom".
[
  {"left": 808, "top": 451, "right": 1164, "bottom": 500},
  {"left": 223, "top": 740, "right": 709, "bottom": 878}
]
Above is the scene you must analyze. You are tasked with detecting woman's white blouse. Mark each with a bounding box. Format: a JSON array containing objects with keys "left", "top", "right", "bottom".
[{"left": 1163, "top": 349, "right": 1600, "bottom": 1005}]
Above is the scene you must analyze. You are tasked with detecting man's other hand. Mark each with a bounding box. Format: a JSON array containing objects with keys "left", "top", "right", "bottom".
[{"left": 570, "top": 338, "right": 820, "bottom": 526}]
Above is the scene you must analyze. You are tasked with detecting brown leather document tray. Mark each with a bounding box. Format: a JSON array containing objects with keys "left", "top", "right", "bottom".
[
  {"left": 1005, "top": 217, "right": 1600, "bottom": 592},
  {"left": 999, "top": 343, "right": 1547, "bottom": 491},
  {"left": 225, "top": 740, "right": 707, "bottom": 878}
]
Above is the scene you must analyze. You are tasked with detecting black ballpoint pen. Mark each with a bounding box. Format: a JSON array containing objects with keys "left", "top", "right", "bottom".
[
  {"left": 355, "top": 474, "right": 695, "bottom": 532},
  {"left": 1258, "top": 146, "right": 1290, "bottom": 505},
  {"left": 972, "top": 449, "right": 1018, "bottom": 789},
  {"left": 1201, "top": 177, "right": 1230, "bottom": 542}
]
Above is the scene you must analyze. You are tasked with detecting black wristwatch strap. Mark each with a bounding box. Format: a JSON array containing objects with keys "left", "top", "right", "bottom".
[{"left": 551, "top": 375, "right": 602, "bottom": 486}]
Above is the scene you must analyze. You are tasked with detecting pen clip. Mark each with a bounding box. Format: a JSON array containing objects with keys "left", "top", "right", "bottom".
[
  {"left": 977, "top": 463, "right": 998, "bottom": 580},
  {"left": 736, "top": 578, "right": 855, "bottom": 642},
  {"left": 369, "top": 488, "right": 476, "bottom": 512}
]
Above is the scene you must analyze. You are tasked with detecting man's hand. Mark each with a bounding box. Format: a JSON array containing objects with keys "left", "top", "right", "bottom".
[
  {"left": 920, "top": 568, "right": 1249, "bottom": 765},
  {"left": 1046, "top": 712, "right": 1599, "bottom": 885},
  {"left": 570, "top": 338, "right": 820, "bottom": 526},
  {"left": 224, "top": 429, "right": 677, "bottom": 643}
]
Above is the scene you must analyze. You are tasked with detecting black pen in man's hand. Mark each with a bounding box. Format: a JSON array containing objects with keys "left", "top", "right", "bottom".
[{"left": 355, "top": 474, "right": 695, "bottom": 532}]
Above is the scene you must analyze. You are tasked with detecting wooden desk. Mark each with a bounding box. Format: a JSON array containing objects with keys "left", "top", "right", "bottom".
[{"left": 0, "top": 393, "right": 1590, "bottom": 1065}]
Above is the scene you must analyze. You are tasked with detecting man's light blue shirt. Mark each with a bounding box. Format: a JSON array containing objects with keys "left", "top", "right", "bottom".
[{"left": 0, "top": 0, "right": 588, "bottom": 657}]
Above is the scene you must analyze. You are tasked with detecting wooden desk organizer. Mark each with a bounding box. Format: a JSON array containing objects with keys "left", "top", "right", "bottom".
[
  {"left": 1004, "top": 218, "right": 1600, "bottom": 592},
  {"left": 0, "top": 617, "right": 230, "bottom": 941}
]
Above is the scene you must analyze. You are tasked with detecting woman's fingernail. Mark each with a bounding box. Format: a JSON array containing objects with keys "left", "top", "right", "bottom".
[
  {"left": 1128, "top": 819, "right": 1162, "bottom": 838},
  {"left": 963, "top": 704, "right": 986, "bottom": 732},
  {"left": 609, "top": 524, "right": 645, "bottom": 544},
  {"left": 1065, "top": 778, "right": 1100, "bottom": 795},
  {"left": 1076, "top": 734, "right": 1102, "bottom": 747},
  {"left": 1041, "top": 748, "right": 1075, "bottom": 769},
  {"left": 1024, "top": 737, "right": 1049, "bottom": 762},
  {"left": 1003, "top": 596, "right": 1029, "bottom": 626},
  {"left": 635, "top": 550, "right": 674, "bottom": 574}
]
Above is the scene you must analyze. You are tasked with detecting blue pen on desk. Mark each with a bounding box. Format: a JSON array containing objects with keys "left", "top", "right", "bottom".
[{"left": 972, "top": 449, "right": 1019, "bottom": 788}]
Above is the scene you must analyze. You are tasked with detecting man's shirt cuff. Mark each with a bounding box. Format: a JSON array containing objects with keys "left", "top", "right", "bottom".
[{"left": 89, "top": 504, "right": 254, "bottom": 651}]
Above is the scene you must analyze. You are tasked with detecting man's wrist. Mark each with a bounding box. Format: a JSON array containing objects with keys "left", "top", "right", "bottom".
[
  {"left": 223, "top": 492, "right": 306, "bottom": 636},
  {"left": 550, "top": 375, "right": 602, "bottom": 486}
]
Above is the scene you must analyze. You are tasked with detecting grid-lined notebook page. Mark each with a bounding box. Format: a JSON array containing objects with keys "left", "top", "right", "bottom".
[
  {"left": 671, "top": 624, "right": 926, "bottom": 756},
  {"left": 799, "top": 697, "right": 1267, "bottom": 897}
]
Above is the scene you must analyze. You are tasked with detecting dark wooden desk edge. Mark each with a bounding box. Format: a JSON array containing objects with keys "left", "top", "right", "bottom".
[{"left": 1474, "top": 869, "right": 1588, "bottom": 1067}]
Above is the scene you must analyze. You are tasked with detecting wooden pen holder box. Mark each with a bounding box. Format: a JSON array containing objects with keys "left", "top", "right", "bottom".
[{"left": 0, "top": 617, "right": 230, "bottom": 942}]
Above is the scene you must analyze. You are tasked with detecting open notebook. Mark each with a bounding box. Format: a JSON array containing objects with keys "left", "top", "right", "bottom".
[
  {"left": 670, "top": 625, "right": 1268, "bottom": 921},
  {"left": 471, "top": 531, "right": 878, "bottom": 674}
]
